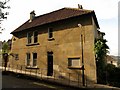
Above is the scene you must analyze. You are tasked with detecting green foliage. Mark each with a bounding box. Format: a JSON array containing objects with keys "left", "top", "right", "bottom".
[
  {"left": 94, "top": 38, "right": 109, "bottom": 84},
  {"left": 0, "top": 0, "right": 10, "bottom": 31},
  {"left": 95, "top": 38, "right": 120, "bottom": 87},
  {"left": 106, "top": 64, "right": 120, "bottom": 87},
  {"left": 95, "top": 39, "right": 109, "bottom": 58},
  {"left": 2, "top": 41, "right": 9, "bottom": 53}
]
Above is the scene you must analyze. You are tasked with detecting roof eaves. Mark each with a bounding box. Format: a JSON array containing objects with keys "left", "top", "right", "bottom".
[
  {"left": 91, "top": 11, "right": 100, "bottom": 29},
  {"left": 11, "top": 7, "right": 99, "bottom": 34},
  {"left": 11, "top": 12, "right": 93, "bottom": 34}
]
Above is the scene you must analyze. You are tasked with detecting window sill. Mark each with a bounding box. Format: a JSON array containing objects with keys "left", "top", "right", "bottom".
[
  {"left": 68, "top": 66, "right": 83, "bottom": 70},
  {"left": 48, "top": 38, "right": 55, "bottom": 41},
  {"left": 26, "top": 66, "right": 39, "bottom": 69},
  {"left": 26, "top": 43, "right": 39, "bottom": 46}
]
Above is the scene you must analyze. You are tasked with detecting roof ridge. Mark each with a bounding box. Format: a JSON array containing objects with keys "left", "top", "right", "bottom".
[
  {"left": 35, "top": 7, "right": 93, "bottom": 19},
  {"left": 11, "top": 7, "right": 99, "bottom": 34},
  {"left": 64, "top": 7, "right": 93, "bottom": 12},
  {"left": 35, "top": 8, "right": 65, "bottom": 19}
]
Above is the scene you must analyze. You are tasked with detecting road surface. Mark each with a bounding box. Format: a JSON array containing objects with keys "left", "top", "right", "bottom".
[{"left": 2, "top": 73, "right": 77, "bottom": 90}]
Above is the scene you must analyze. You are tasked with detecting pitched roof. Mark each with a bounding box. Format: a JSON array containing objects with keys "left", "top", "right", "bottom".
[
  {"left": 106, "top": 55, "right": 118, "bottom": 62},
  {"left": 11, "top": 7, "right": 99, "bottom": 34}
]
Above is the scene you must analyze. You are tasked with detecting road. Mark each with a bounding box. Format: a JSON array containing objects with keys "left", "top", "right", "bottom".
[
  {"left": 3, "top": 75, "right": 55, "bottom": 88},
  {"left": 2, "top": 73, "right": 77, "bottom": 90}
]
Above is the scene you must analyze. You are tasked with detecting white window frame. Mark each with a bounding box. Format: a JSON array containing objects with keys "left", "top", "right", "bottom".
[
  {"left": 26, "top": 52, "right": 37, "bottom": 67},
  {"left": 27, "top": 31, "right": 38, "bottom": 44}
]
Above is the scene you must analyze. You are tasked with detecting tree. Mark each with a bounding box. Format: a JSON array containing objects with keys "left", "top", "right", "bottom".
[
  {"left": 94, "top": 34, "right": 109, "bottom": 84},
  {"left": 106, "top": 64, "right": 120, "bottom": 87},
  {"left": 2, "top": 41, "right": 9, "bottom": 71},
  {"left": 0, "top": 0, "right": 10, "bottom": 32},
  {"left": 2, "top": 41, "right": 9, "bottom": 53}
]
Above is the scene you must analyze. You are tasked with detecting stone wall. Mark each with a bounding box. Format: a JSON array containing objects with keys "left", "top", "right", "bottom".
[{"left": 9, "top": 15, "right": 97, "bottom": 83}]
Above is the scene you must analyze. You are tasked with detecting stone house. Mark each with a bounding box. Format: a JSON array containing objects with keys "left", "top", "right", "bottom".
[
  {"left": 106, "top": 55, "right": 119, "bottom": 67},
  {"left": 10, "top": 6, "right": 100, "bottom": 84}
]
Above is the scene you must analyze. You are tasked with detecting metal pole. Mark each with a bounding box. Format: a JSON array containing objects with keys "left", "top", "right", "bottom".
[
  {"left": 78, "top": 24, "right": 85, "bottom": 86},
  {"left": 69, "top": 73, "right": 70, "bottom": 85},
  {"left": 78, "top": 73, "right": 79, "bottom": 86},
  {"left": 81, "top": 34, "right": 85, "bottom": 86},
  {"left": 21, "top": 65, "right": 22, "bottom": 73},
  {"left": 54, "top": 70, "right": 55, "bottom": 81},
  {"left": 41, "top": 69, "right": 42, "bottom": 79},
  {"left": 30, "top": 69, "right": 31, "bottom": 76},
  {"left": 36, "top": 69, "right": 37, "bottom": 77}
]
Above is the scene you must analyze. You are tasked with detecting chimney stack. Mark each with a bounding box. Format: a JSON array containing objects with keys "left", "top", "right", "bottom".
[
  {"left": 29, "top": 10, "right": 36, "bottom": 22},
  {"left": 78, "top": 4, "right": 83, "bottom": 9}
]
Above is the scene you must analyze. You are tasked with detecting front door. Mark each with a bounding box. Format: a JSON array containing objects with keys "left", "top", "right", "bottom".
[{"left": 47, "top": 52, "right": 53, "bottom": 76}]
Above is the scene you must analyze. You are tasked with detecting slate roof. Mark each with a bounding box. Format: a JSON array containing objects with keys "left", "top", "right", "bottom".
[{"left": 11, "top": 7, "right": 99, "bottom": 34}]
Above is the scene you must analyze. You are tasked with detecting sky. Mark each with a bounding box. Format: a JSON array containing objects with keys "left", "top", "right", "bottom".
[{"left": 0, "top": 0, "right": 119, "bottom": 56}]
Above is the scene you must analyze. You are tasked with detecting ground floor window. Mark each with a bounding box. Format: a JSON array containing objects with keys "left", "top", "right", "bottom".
[
  {"left": 26, "top": 53, "right": 30, "bottom": 66},
  {"left": 15, "top": 54, "right": 19, "bottom": 60},
  {"left": 68, "top": 57, "right": 81, "bottom": 68},
  {"left": 33, "top": 53, "right": 37, "bottom": 66},
  {"left": 26, "top": 52, "right": 37, "bottom": 67}
]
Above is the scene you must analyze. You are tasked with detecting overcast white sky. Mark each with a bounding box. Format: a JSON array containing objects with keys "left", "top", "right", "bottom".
[{"left": 0, "top": 0, "right": 119, "bottom": 56}]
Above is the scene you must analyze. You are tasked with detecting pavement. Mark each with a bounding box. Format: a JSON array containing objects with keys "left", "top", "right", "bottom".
[{"left": 1, "top": 66, "right": 120, "bottom": 90}]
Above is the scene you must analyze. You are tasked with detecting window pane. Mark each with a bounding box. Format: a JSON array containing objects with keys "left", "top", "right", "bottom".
[
  {"left": 15, "top": 54, "right": 19, "bottom": 60},
  {"left": 48, "top": 28, "right": 53, "bottom": 38},
  {"left": 72, "top": 59, "right": 79, "bottom": 66},
  {"left": 49, "top": 32, "right": 53, "bottom": 38},
  {"left": 27, "top": 32, "right": 32, "bottom": 44},
  {"left": 34, "top": 31, "right": 38, "bottom": 43},
  {"left": 27, "top": 59, "right": 30, "bottom": 66},
  {"left": 26, "top": 53, "right": 30, "bottom": 66},
  {"left": 68, "top": 60, "right": 72, "bottom": 66},
  {"left": 33, "top": 59, "right": 37, "bottom": 66},
  {"left": 68, "top": 58, "right": 80, "bottom": 67},
  {"left": 33, "top": 53, "right": 37, "bottom": 59},
  {"left": 33, "top": 53, "right": 37, "bottom": 66}
]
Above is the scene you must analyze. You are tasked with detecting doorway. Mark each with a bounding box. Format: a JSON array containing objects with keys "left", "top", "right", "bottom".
[{"left": 47, "top": 52, "right": 53, "bottom": 76}]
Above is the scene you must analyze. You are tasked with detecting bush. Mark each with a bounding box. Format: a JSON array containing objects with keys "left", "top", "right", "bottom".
[{"left": 106, "top": 64, "right": 120, "bottom": 87}]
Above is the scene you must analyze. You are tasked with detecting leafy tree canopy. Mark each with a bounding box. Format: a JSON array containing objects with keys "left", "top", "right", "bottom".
[
  {"left": 0, "top": 0, "right": 10, "bottom": 31},
  {"left": 94, "top": 35, "right": 109, "bottom": 84},
  {"left": 2, "top": 41, "right": 9, "bottom": 53}
]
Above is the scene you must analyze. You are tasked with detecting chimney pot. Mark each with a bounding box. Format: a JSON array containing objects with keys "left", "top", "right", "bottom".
[
  {"left": 29, "top": 10, "right": 36, "bottom": 22},
  {"left": 78, "top": 4, "right": 83, "bottom": 9}
]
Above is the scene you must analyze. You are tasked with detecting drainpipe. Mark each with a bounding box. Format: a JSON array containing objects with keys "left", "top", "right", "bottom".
[{"left": 78, "top": 24, "right": 85, "bottom": 86}]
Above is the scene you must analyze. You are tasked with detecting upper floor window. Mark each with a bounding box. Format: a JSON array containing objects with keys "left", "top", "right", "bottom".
[
  {"left": 27, "top": 32, "right": 32, "bottom": 44},
  {"left": 27, "top": 31, "right": 38, "bottom": 45},
  {"left": 34, "top": 31, "right": 38, "bottom": 43},
  {"left": 48, "top": 28, "right": 53, "bottom": 39}
]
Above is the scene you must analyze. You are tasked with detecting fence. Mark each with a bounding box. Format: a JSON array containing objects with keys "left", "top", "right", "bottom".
[{"left": 2, "top": 64, "right": 89, "bottom": 88}]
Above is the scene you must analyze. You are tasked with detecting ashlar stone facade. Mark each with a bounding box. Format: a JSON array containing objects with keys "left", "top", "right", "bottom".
[{"left": 9, "top": 7, "right": 100, "bottom": 84}]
